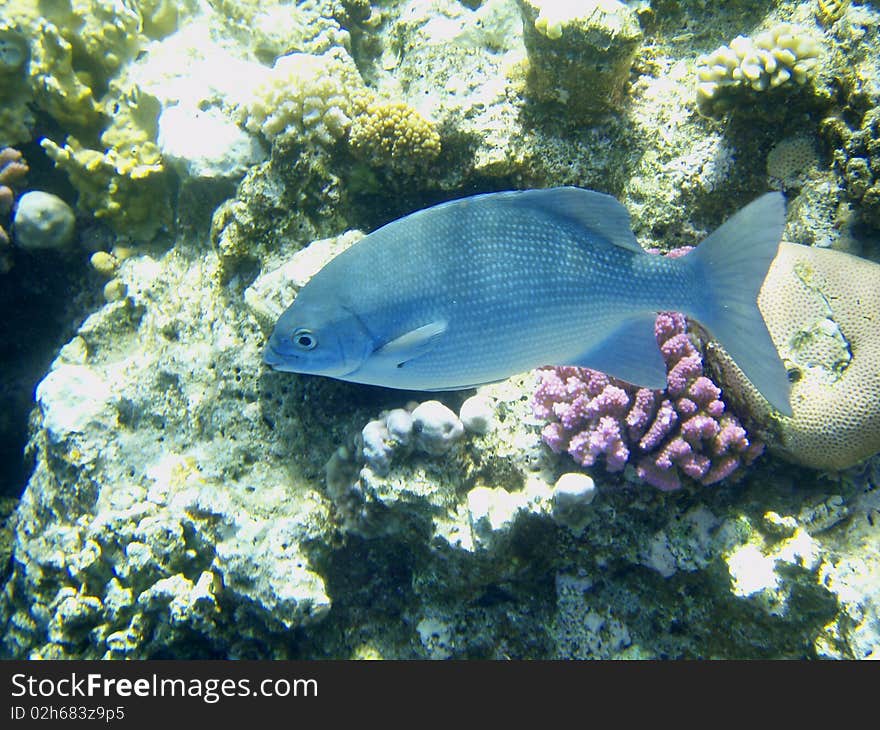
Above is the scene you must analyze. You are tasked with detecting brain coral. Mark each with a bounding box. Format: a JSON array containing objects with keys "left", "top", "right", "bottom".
[
  {"left": 349, "top": 102, "right": 441, "bottom": 174},
  {"left": 707, "top": 242, "right": 880, "bottom": 470},
  {"left": 696, "top": 24, "right": 821, "bottom": 117},
  {"left": 242, "top": 47, "right": 368, "bottom": 148},
  {"left": 766, "top": 135, "right": 819, "bottom": 191}
]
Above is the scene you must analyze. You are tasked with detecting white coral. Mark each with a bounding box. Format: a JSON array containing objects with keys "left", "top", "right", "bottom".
[
  {"left": 696, "top": 24, "right": 821, "bottom": 108},
  {"left": 242, "top": 47, "right": 367, "bottom": 146}
]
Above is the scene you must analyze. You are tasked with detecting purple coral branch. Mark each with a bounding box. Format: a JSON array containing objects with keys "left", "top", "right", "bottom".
[{"left": 532, "top": 252, "right": 763, "bottom": 491}]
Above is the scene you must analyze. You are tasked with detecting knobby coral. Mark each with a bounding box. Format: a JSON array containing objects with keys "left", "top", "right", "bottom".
[
  {"left": 696, "top": 24, "right": 821, "bottom": 117},
  {"left": 242, "top": 47, "right": 368, "bottom": 148},
  {"left": 349, "top": 101, "right": 441, "bottom": 174},
  {"left": 532, "top": 311, "right": 763, "bottom": 491}
]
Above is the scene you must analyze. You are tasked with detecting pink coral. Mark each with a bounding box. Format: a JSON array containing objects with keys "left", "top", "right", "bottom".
[
  {"left": 532, "top": 310, "right": 763, "bottom": 491},
  {"left": 0, "top": 147, "right": 28, "bottom": 252}
]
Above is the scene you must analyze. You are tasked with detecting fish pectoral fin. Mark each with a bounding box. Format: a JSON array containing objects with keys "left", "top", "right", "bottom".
[
  {"left": 566, "top": 313, "right": 667, "bottom": 389},
  {"left": 373, "top": 320, "right": 448, "bottom": 368}
]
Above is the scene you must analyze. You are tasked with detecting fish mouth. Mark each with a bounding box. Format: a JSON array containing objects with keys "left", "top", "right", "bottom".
[{"left": 263, "top": 344, "right": 292, "bottom": 370}]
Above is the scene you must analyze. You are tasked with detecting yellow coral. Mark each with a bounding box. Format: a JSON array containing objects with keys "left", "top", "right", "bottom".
[
  {"left": 348, "top": 102, "right": 441, "bottom": 174},
  {"left": 42, "top": 81, "right": 171, "bottom": 241},
  {"left": 6, "top": 0, "right": 148, "bottom": 131},
  {"left": 0, "top": 0, "right": 184, "bottom": 143},
  {"left": 695, "top": 24, "right": 821, "bottom": 116},
  {"left": 29, "top": 18, "right": 101, "bottom": 129},
  {"left": 139, "top": 0, "right": 182, "bottom": 39},
  {"left": 41, "top": 0, "right": 143, "bottom": 77},
  {"left": 816, "top": 0, "right": 849, "bottom": 25}
]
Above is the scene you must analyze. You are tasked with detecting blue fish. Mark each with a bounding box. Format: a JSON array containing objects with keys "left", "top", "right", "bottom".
[{"left": 264, "top": 188, "right": 792, "bottom": 415}]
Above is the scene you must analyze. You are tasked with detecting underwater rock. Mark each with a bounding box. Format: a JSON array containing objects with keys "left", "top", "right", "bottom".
[
  {"left": 0, "top": 248, "right": 333, "bottom": 658},
  {"left": 158, "top": 104, "right": 266, "bottom": 181},
  {"left": 244, "top": 230, "right": 364, "bottom": 326},
  {"left": 4, "top": 222, "right": 880, "bottom": 658},
  {"left": 3, "top": 0, "right": 880, "bottom": 662},
  {"left": 321, "top": 377, "right": 556, "bottom": 546},
  {"left": 467, "top": 485, "right": 525, "bottom": 544},
  {"left": 375, "top": 0, "right": 526, "bottom": 180},
  {"left": 825, "top": 107, "right": 880, "bottom": 230},
  {"left": 12, "top": 191, "right": 76, "bottom": 250},
  {"left": 35, "top": 364, "right": 114, "bottom": 441}
]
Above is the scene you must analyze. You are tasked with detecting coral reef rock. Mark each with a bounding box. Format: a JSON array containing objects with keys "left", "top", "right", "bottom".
[
  {"left": 12, "top": 191, "right": 76, "bottom": 251},
  {"left": 518, "top": 0, "right": 643, "bottom": 118}
]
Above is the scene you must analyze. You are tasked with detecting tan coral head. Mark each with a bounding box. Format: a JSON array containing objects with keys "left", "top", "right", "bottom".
[{"left": 709, "top": 241, "right": 880, "bottom": 471}]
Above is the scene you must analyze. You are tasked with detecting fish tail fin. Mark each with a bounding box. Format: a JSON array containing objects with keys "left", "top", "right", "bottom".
[{"left": 685, "top": 192, "right": 792, "bottom": 416}]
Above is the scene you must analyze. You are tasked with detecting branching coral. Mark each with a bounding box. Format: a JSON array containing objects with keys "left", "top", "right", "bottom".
[
  {"left": 696, "top": 24, "right": 821, "bottom": 117},
  {"left": 42, "top": 82, "right": 170, "bottom": 242},
  {"left": 0, "top": 146, "right": 28, "bottom": 270},
  {"left": 532, "top": 311, "right": 762, "bottom": 491},
  {"left": 241, "top": 47, "right": 368, "bottom": 148}
]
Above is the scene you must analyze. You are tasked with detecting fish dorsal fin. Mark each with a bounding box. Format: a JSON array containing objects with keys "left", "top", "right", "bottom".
[
  {"left": 507, "top": 187, "right": 643, "bottom": 254},
  {"left": 373, "top": 320, "right": 447, "bottom": 367},
  {"left": 564, "top": 313, "right": 667, "bottom": 389}
]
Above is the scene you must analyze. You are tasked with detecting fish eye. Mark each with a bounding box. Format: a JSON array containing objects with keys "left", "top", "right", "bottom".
[{"left": 291, "top": 328, "right": 317, "bottom": 350}]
